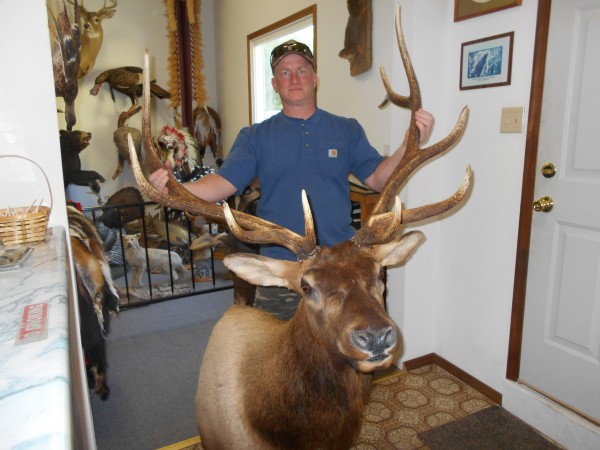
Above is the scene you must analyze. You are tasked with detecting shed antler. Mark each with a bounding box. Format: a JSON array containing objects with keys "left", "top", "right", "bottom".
[
  {"left": 128, "top": 51, "right": 317, "bottom": 260},
  {"left": 353, "top": 6, "right": 472, "bottom": 247}
]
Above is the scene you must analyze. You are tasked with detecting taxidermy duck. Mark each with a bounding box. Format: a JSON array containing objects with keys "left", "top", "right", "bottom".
[
  {"left": 89, "top": 66, "right": 171, "bottom": 106},
  {"left": 49, "top": 0, "right": 81, "bottom": 131}
]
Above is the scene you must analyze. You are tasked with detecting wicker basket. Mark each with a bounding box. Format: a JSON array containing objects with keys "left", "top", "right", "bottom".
[{"left": 0, "top": 155, "right": 52, "bottom": 246}]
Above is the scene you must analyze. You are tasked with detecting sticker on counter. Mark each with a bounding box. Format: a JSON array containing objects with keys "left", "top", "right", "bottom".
[{"left": 15, "top": 302, "right": 49, "bottom": 345}]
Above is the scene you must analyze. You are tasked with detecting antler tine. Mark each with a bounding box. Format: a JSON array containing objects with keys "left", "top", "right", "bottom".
[
  {"left": 138, "top": 50, "right": 226, "bottom": 223},
  {"left": 379, "top": 7, "right": 422, "bottom": 113},
  {"left": 222, "top": 191, "right": 318, "bottom": 259},
  {"left": 130, "top": 50, "right": 317, "bottom": 260},
  {"left": 353, "top": 5, "right": 471, "bottom": 247},
  {"left": 372, "top": 5, "right": 422, "bottom": 217}
]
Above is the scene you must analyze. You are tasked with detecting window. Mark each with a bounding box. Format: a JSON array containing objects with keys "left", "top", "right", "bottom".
[{"left": 247, "top": 6, "right": 316, "bottom": 124}]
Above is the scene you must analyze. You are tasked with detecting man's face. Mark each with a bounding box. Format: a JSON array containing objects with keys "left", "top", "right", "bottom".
[{"left": 271, "top": 53, "right": 317, "bottom": 107}]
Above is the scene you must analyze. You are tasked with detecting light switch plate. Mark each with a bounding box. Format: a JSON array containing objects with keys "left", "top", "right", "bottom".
[{"left": 500, "top": 107, "right": 524, "bottom": 133}]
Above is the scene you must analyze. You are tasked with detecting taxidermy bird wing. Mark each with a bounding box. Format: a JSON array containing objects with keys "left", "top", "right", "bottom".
[{"left": 149, "top": 81, "right": 171, "bottom": 100}]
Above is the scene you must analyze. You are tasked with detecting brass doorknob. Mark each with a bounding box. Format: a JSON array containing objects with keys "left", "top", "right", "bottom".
[
  {"left": 541, "top": 162, "right": 557, "bottom": 178},
  {"left": 533, "top": 196, "right": 554, "bottom": 212}
]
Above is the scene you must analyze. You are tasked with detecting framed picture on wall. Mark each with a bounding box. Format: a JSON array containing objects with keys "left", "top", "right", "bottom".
[
  {"left": 454, "top": 0, "right": 522, "bottom": 22},
  {"left": 460, "top": 32, "right": 514, "bottom": 90}
]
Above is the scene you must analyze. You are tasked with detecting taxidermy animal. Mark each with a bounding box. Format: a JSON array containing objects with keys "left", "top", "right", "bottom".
[
  {"left": 67, "top": 0, "right": 118, "bottom": 79},
  {"left": 339, "top": 0, "right": 373, "bottom": 77},
  {"left": 97, "top": 186, "right": 144, "bottom": 229},
  {"left": 113, "top": 126, "right": 142, "bottom": 180},
  {"left": 190, "top": 231, "right": 228, "bottom": 275},
  {"left": 128, "top": 3, "right": 472, "bottom": 444},
  {"left": 89, "top": 66, "right": 171, "bottom": 114},
  {"left": 193, "top": 105, "right": 223, "bottom": 168},
  {"left": 148, "top": 210, "right": 194, "bottom": 247},
  {"left": 49, "top": 0, "right": 81, "bottom": 131},
  {"left": 68, "top": 205, "right": 119, "bottom": 400},
  {"left": 60, "top": 129, "right": 105, "bottom": 193},
  {"left": 122, "top": 233, "right": 187, "bottom": 287},
  {"left": 157, "top": 125, "right": 200, "bottom": 180}
]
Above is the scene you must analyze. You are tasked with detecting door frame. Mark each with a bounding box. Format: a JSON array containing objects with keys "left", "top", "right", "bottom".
[{"left": 506, "top": 0, "right": 551, "bottom": 380}]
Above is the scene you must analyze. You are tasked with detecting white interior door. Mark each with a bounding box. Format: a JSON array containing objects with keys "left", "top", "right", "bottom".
[{"left": 520, "top": 0, "right": 600, "bottom": 422}]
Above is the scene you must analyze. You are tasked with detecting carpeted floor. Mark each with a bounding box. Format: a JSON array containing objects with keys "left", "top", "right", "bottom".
[
  {"left": 419, "top": 405, "right": 562, "bottom": 449},
  {"left": 160, "top": 364, "right": 561, "bottom": 450}
]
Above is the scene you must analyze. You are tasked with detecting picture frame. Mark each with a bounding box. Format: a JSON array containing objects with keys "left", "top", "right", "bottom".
[
  {"left": 454, "top": 0, "right": 522, "bottom": 22},
  {"left": 460, "top": 32, "right": 514, "bottom": 90}
]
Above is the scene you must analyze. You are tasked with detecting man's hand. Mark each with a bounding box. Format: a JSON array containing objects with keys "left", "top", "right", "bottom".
[
  {"left": 414, "top": 109, "right": 434, "bottom": 144},
  {"left": 148, "top": 160, "right": 172, "bottom": 194},
  {"left": 408, "top": 109, "right": 434, "bottom": 145}
]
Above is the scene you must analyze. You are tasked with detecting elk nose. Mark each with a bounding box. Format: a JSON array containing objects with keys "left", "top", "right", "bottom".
[{"left": 351, "top": 326, "right": 397, "bottom": 354}]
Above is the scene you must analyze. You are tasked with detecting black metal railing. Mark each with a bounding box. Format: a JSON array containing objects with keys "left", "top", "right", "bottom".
[{"left": 83, "top": 200, "right": 233, "bottom": 309}]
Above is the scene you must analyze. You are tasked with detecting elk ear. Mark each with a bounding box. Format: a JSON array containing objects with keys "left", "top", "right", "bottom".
[
  {"left": 224, "top": 253, "right": 298, "bottom": 290},
  {"left": 373, "top": 231, "right": 425, "bottom": 267}
]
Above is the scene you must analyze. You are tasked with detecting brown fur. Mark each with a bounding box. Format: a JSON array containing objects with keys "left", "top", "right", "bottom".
[
  {"left": 68, "top": 206, "right": 119, "bottom": 400},
  {"left": 99, "top": 186, "right": 144, "bottom": 228},
  {"left": 196, "top": 232, "right": 424, "bottom": 449}
]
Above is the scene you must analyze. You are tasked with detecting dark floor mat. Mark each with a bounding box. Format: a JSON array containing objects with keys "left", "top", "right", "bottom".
[{"left": 418, "top": 405, "right": 562, "bottom": 450}]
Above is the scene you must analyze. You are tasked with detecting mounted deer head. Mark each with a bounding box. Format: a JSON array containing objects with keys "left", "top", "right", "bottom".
[
  {"left": 68, "top": 0, "right": 117, "bottom": 79},
  {"left": 129, "top": 6, "right": 471, "bottom": 448}
]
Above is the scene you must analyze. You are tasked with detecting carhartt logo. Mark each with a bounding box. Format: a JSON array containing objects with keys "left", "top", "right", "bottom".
[{"left": 328, "top": 149, "right": 338, "bottom": 158}]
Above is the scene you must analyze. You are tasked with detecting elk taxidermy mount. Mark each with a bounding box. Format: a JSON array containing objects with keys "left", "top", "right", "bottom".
[{"left": 128, "top": 4, "right": 472, "bottom": 447}]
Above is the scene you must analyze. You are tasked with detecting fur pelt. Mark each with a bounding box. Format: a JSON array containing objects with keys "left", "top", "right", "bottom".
[{"left": 68, "top": 205, "right": 119, "bottom": 400}]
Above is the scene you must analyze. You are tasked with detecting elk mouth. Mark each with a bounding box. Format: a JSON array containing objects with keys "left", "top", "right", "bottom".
[{"left": 367, "top": 353, "right": 388, "bottom": 363}]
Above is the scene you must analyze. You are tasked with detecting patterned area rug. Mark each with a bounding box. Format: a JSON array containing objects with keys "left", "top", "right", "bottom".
[{"left": 158, "top": 364, "right": 496, "bottom": 450}]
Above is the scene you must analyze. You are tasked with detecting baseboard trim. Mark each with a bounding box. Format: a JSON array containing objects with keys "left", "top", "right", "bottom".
[{"left": 403, "top": 353, "right": 502, "bottom": 405}]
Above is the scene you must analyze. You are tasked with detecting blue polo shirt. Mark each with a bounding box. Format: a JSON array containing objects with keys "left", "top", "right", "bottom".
[{"left": 218, "top": 108, "right": 383, "bottom": 261}]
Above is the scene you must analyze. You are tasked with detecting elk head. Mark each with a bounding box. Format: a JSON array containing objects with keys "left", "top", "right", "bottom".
[
  {"left": 129, "top": 6, "right": 471, "bottom": 373},
  {"left": 70, "top": 0, "right": 117, "bottom": 79}
]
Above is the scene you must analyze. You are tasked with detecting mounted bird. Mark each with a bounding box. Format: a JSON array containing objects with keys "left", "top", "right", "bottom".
[
  {"left": 89, "top": 66, "right": 170, "bottom": 115},
  {"left": 48, "top": 0, "right": 81, "bottom": 131},
  {"left": 112, "top": 107, "right": 142, "bottom": 180}
]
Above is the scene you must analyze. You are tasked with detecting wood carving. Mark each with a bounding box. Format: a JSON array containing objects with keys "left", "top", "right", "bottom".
[{"left": 339, "top": 0, "right": 373, "bottom": 77}]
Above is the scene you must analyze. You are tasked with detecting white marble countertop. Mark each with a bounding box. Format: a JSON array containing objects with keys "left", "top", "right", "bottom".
[{"left": 0, "top": 227, "right": 72, "bottom": 449}]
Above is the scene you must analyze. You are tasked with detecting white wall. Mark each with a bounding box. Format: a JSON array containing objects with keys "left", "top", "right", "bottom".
[
  {"left": 0, "top": 0, "right": 68, "bottom": 229},
  {"left": 401, "top": 0, "right": 538, "bottom": 389}
]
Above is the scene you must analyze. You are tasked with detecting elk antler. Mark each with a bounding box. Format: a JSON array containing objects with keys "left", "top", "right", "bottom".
[
  {"left": 128, "top": 51, "right": 318, "bottom": 260},
  {"left": 353, "top": 6, "right": 472, "bottom": 247}
]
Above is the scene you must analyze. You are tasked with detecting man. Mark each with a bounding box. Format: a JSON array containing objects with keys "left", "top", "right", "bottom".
[{"left": 149, "top": 40, "right": 433, "bottom": 318}]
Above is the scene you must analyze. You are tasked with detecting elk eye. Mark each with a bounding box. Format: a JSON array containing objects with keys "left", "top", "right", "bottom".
[
  {"left": 300, "top": 279, "right": 311, "bottom": 294},
  {"left": 378, "top": 268, "right": 385, "bottom": 281}
]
